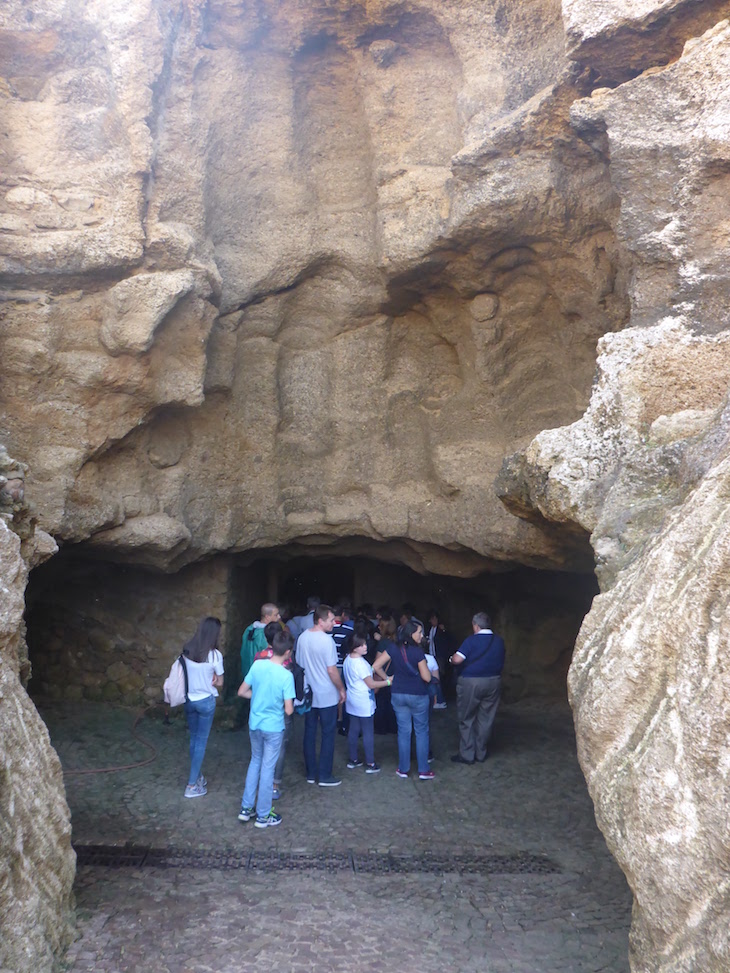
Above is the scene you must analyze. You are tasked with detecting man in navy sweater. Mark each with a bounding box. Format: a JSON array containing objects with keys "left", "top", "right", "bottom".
[{"left": 449, "top": 611, "right": 505, "bottom": 764}]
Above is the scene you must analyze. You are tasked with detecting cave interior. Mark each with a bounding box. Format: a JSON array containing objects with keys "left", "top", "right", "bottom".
[{"left": 24, "top": 540, "right": 598, "bottom": 707}]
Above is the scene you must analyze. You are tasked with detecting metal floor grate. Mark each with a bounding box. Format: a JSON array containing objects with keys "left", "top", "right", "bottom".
[{"left": 74, "top": 845, "right": 559, "bottom": 875}]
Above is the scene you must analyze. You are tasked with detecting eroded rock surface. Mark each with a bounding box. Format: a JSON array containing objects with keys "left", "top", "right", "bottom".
[
  {"left": 0, "top": 448, "right": 75, "bottom": 973},
  {"left": 3, "top": 1, "right": 730, "bottom": 971},
  {"left": 501, "top": 13, "right": 730, "bottom": 973},
  {"left": 0, "top": 0, "right": 626, "bottom": 577}
]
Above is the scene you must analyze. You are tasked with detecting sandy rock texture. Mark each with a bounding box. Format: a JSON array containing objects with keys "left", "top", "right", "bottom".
[
  {"left": 499, "top": 11, "right": 730, "bottom": 972},
  {"left": 0, "top": 0, "right": 626, "bottom": 577},
  {"left": 0, "top": 448, "right": 75, "bottom": 973},
  {"left": 563, "top": 0, "right": 730, "bottom": 82},
  {"left": 3, "top": 0, "right": 730, "bottom": 970}
]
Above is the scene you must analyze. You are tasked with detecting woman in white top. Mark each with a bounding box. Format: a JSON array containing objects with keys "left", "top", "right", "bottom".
[
  {"left": 343, "top": 636, "right": 390, "bottom": 773},
  {"left": 182, "top": 616, "right": 224, "bottom": 798}
]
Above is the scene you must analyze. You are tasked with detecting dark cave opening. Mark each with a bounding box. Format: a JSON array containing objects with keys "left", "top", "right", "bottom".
[{"left": 24, "top": 544, "right": 598, "bottom": 707}]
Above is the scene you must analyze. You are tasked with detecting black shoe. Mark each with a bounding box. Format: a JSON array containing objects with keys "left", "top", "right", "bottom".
[
  {"left": 337, "top": 724, "right": 347, "bottom": 736},
  {"left": 451, "top": 754, "right": 475, "bottom": 765}
]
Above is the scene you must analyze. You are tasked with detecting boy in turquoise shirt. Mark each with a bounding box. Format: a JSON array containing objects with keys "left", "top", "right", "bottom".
[{"left": 237, "top": 629, "right": 295, "bottom": 828}]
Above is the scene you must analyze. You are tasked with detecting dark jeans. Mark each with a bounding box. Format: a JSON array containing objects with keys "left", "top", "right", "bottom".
[
  {"left": 374, "top": 686, "right": 398, "bottom": 734},
  {"left": 347, "top": 714, "right": 375, "bottom": 764},
  {"left": 428, "top": 681, "right": 445, "bottom": 705},
  {"left": 303, "top": 704, "right": 338, "bottom": 780},
  {"left": 274, "top": 713, "right": 291, "bottom": 785}
]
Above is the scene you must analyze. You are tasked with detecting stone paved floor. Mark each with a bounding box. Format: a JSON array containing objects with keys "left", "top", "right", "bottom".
[{"left": 39, "top": 697, "right": 632, "bottom": 973}]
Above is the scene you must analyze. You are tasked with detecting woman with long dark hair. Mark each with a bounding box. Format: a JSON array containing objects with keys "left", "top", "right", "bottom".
[
  {"left": 182, "top": 616, "right": 224, "bottom": 798},
  {"left": 373, "top": 616, "right": 399, "bottom": 735},
  {"left": 373, "top": 619, "right": 433, "bottom": 780}
]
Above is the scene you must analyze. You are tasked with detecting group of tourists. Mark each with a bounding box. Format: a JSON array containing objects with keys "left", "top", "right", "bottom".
[{"left": 176, "top": 599, "right": 506, "bottom": 830}]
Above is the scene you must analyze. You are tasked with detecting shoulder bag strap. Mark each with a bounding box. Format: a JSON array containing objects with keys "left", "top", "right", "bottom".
[
  {"left": 180, "top": 653, "right": 189, "bottom": 700},
  {"left": 400, "top": 646, "right": 424, "bottom": 678}
]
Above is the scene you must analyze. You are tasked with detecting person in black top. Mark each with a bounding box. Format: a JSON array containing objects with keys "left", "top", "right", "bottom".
[
  {"left": 373, "top": 620, "right": 434, "bottom": 780},
  {"left": 332, "top": 606, "right": 354, "bottom": 736},
  {"left": 373, "top": 616, "right": 398, "bottom": 735}
]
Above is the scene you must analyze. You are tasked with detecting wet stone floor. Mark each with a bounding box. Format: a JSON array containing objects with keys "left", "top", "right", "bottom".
[{"left": 39, "top": 697, "right": 632, "bottom": 973}]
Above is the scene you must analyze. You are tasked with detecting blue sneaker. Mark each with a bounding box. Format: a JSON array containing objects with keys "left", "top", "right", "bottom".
[
  {"left": 237, "top": 806, "right": 255, "bottom": 822},
  {"left": 255, "top": 810, "right": 282, "bottom": 828},
  {"left": 272, "top": 785, "right": 281, "bottom": 800}
]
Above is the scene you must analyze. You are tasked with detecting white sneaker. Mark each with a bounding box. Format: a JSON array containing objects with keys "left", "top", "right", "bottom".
[{"left": 433, "top": 702, "right": 447, "bottom": 710}]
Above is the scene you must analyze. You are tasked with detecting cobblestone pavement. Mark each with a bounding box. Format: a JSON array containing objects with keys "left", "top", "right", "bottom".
[{"left": 39, "top": 697, "right": 632, "bottom": 973}]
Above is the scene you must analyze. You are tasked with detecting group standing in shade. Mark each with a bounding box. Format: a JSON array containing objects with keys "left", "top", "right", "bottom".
[{"left": 174, "top": 601, "right": 505, "bottom": 828}]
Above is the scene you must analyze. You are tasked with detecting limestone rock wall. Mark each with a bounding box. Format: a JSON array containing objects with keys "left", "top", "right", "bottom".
[
  {"left": 0, "top": 449, "right": 75, "bottom": 973},
  {"left": 500, "top": 9, "right": 730, "bottom": 972},
  {"left": 0, "top": 0, "right": 626, "bottom": 578},
  {"left": 26, "top": 555, "right": 235, "bottom": 706},
  {"left": 4, "top": 1, "right": 730, "bottom": 970}
]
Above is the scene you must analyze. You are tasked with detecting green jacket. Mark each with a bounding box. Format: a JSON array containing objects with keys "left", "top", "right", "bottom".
[{"left": 240, "top": 623, "right": 268, "bottom": 676}]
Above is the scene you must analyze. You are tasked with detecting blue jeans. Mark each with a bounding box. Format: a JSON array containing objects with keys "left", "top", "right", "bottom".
[
  {"left": 242, "top": 728, "right": 284, "bottom": 818},
  {"left": 303, "top": 705, "right": 338, "bottom": 780},
  {"left": 348, "top": 714, "right": 375, "bottom": 764},
  {"left": 428, "top": 680, "right": 445, "bottom": 705},
  {"left": 391, "top": 693, "right": 430, "bottom": 774},
  {"left": 184, "top": 695, "right": 216, "bottom": 786}
]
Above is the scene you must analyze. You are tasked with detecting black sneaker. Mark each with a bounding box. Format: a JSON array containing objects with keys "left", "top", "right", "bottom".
[
  {"left": 346, "top": 760, "right": 364, "bottom": 769},
  {"left": 318, "top": 777, "right": 342, "bottom": 787}
]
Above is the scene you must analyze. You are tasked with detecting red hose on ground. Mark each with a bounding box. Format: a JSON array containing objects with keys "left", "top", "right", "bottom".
[{"left": 62, "top": 704, "right": 163, "bottom": 776}]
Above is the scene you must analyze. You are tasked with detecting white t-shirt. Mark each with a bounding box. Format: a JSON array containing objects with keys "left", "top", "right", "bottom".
[
  {"left": 295, "top": 629, "right": 339, "bottom": 708},
  {"left": 343, "top": 655, "right": 375, "bottom": 718},
  {"left": 183, "top": 650, "right": 224, "bottom": 701},
  {"left": 424, "top": 652, "right": 439, "bottom": 674}
]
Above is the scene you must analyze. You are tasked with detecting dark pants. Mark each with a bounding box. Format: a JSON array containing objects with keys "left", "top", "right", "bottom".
[
  {"left": 374, "top": 686, "right": 398, "bottom": 734},
  {"left": 436, "top": 652, "right": 452, "bottom": 695},
  {"left": 303, "top": 704, "right": 338, "bottom": 780},
  {"left": 274, "top": 713, "right": 291, "bottom": 785},
  {"left": 347, "top": 714, "right": 375, "bottom": 764},
  {"left": 428, "top": 681, "right": 445, "bottom": 705},
  {"left": 456, "top": 676, "right": 501, "bottom": 761}
]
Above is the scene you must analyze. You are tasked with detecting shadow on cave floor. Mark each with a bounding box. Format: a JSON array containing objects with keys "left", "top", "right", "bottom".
[{"left": 41, "top": 696, "right": 631, "bottom": 973}]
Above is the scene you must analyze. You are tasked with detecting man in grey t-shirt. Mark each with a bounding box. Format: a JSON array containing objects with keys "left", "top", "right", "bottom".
[
  {"left": 287, "top": 595, "right": 320, "bottom": 641},
  {"left": 295, "top": 605, "right": 346, "bottom": 786}
]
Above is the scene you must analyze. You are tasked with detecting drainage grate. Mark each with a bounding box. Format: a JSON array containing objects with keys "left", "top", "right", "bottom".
[{"left": 74, "top": 845, "right": 559, "bottom": 875}]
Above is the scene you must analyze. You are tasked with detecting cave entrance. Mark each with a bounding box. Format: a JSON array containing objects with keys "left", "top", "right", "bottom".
[
  {"left": 23, "top": 545, "right": 597, "bottom": 707},
  {"left": 224, "top": 549, "right": 599, "bottom": 703}
]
